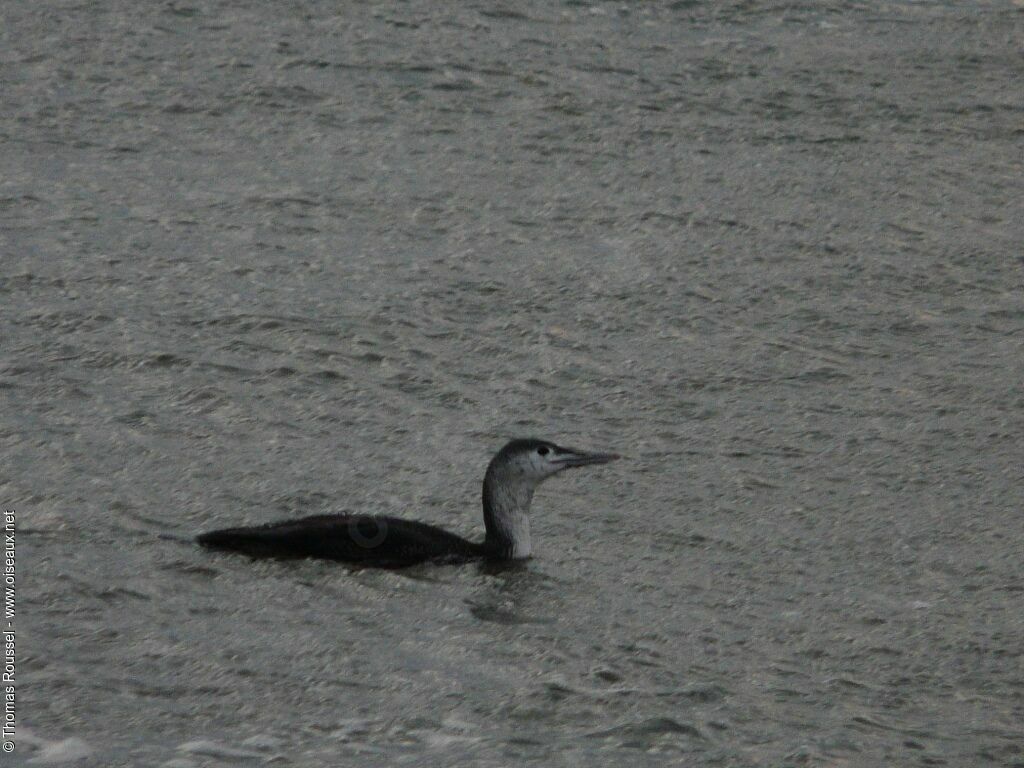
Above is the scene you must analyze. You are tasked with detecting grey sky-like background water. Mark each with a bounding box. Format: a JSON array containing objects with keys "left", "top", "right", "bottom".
[{"left": 2, "top": 1, "right": 1023, "bottom": 766}]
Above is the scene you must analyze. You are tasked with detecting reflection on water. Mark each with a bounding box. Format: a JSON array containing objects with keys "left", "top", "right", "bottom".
[{"left": 5, "top": 0, "right": 1023, "bottom": 765}]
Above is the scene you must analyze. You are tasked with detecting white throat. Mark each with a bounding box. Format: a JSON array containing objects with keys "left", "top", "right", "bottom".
[{"left": 482, "top": 471, "right": 537, "bottom": 559}]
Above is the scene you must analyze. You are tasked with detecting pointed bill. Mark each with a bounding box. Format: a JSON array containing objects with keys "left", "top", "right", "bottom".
[{"left": 551, "top": 447, "right": 620, "bottom": 468}]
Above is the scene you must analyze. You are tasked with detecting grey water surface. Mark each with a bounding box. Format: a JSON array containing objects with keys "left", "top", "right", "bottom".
[{"left": 3, "top": 1, "right": 1023, "bottom": 766}]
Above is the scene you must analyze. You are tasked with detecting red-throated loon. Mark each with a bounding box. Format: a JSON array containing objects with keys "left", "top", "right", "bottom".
[{"left": 197, "top": 438, "right": 618, "bottom": 567}]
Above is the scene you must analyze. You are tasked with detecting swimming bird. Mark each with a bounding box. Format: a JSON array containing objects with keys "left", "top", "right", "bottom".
[{"left": 197, "top": 438, "right": 618, "bottom": 567}]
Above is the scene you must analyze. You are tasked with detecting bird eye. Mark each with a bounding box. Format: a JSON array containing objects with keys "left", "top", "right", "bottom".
[{"left": 537, "top": 446, "right": 549, "bottom": 456}]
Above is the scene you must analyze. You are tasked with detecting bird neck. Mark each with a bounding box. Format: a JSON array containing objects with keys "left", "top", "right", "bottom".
[{"left": 482, "top": 469, "right": 535, "bottom": 559}]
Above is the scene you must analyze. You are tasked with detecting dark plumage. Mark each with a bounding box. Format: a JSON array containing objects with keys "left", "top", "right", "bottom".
[
  {"left": 197, "top": 438, "right": 618, "bottom": 568},
  {"left": 197, "top": 514, "right": 486, "bottom": 567}
]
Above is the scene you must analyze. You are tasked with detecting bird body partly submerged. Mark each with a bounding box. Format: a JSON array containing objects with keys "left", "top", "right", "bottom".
[
  {"left": 197, "top": 514, "right": 487, "bottom": 567},
  {"left": 198, "top": 438, "right": 617, "bottom": 568}
]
